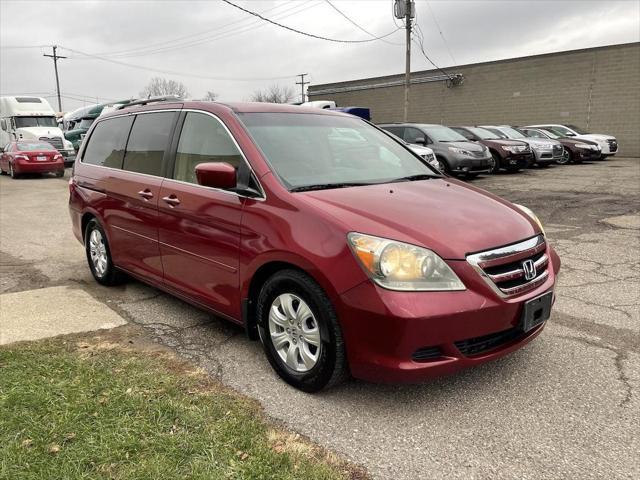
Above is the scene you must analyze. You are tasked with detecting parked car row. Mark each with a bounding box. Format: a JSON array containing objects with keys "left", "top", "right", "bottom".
[{"left": 377, "top": 122, "right": 617, "bottom": 177}]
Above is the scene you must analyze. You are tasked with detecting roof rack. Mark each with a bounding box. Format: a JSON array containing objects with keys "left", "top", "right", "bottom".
[{"left": 115, "top": 95, "right": 182, "bottom": 110}]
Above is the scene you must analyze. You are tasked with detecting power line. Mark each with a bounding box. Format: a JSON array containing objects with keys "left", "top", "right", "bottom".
[
  {"left": 82, "top": 1, "right": 318, "bottom": 59},
  {"left": 413, "top": 24, "right": 453, "bottom": 80},
  {"left": 425, "top": 0, "right": 456, "bottom": 65},
  {"left": 220, "top": 0, "right": 401, "bottom": 44},
  {"left": 60, "top": 46, "right": 297, "bottom": 82},
  {"left": 323, "top": 0, "right": 402, "bottom": 46}
]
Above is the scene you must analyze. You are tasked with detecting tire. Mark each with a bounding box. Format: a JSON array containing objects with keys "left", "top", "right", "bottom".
[
  {"left": 256, "top": 269, "right": 348, "bottom": 392},
  {"left": 435, "top": 157, "right": 449, "bottom": 174},
  {"left": 55, "top": 170, "right": 64, "bottom": 178},
  {"left": 558, "top": 150, "right": 571, "bottom": 165},
  {"left": 488, "top": 152, "right": 501, "bottom": 174},
  {"left": 9, "top": 163, "right": 18, "bottom": 179},
  {"left": 84, "top": 219, "right": 125, "bottom": 286}
]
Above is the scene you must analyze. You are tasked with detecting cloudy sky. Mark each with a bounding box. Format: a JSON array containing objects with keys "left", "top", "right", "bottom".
[{"left": 1, "top": 0, "right": 638, "bottom": 112}]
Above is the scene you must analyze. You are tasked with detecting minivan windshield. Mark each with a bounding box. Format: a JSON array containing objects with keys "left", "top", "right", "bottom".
[
  {"left": 238, "top": 113, "right": 439, "bottom": 191},
  {"left": 420, "top": 126, "right": 467, "bottom": 142},
  {"left": 14, "top": 116, "right": 57, "bottom": 128}
]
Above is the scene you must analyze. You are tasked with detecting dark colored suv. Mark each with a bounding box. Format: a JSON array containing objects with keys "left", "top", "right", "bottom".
[
  {"left": 450, "top": 126, "right": 533, "bottom": 173},
  {"left": 69, "top": 100, "right": 560, "bottom": 391}
]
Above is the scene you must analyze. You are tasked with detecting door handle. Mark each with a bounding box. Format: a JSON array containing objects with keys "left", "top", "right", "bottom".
[
  {"left": 138, "top": 189, "right": 154, "bottom": 200},
  {"left": 162, "top": 194, "right": 181, "bottom": 207}
]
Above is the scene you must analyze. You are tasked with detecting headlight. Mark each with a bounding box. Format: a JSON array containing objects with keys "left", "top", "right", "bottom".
[
  {"left": 502, "top": 145, "right": 525, "bottom": 153},
  {"left": 347, "top": 233, "right": 465, "bottom": 291},
  {"left": 573, "top": 142, "right": 591, "bottom": 149},
  {"left": 63, "top": 138, "right": 74, "bottom": 150},
  {"left": 514, "top": 204, "right": 545, "bottom": 237},
  {"left": 448, "top": 146, "right": 473, "bottom": 156}
]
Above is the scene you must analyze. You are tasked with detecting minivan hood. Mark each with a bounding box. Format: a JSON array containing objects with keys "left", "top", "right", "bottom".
[
  {"left": 298, "top": 179, "right": 538, "bottom": 260},
  {"left": 443, "top": 140, "right": 486, "bottom": 152}
]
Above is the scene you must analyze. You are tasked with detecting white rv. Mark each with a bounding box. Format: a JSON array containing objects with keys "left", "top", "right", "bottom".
[{"left": 0, "top": 96, "right": 76, "bottom": 164}]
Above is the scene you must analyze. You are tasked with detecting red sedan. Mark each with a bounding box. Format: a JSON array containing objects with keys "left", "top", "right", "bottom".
[{"left": 0, "top": 141, "right": 65, "bottom": 178}]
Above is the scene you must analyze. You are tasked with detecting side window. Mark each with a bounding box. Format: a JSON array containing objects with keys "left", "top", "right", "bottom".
[
  {"left": 82, "top": 116, "right": 133, "bottom": 168},
  {"left": 173, "top": 112, "right": 243, "bottom": 185},
  {"left": 123, "top": 112, "right": 176, "bottom": 177},
  {"left": 403, "top": 127, "right": 424, "bottom": 144},
  {"left": 527, "top": 130, "right": 542, "bottom": 138},
  {"left": 382, "top": 126, "right": 404, "bottom": 138}
]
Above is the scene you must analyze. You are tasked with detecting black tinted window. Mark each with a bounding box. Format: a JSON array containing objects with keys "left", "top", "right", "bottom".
[
  {"left": 123, "top": 112, "right": 176, "bottom": 176},
  {"left": 82, "top": 116, "right": 134, "bottom": 168},
  {"left": 382, "top": 126, "right": 404, "bottom": 137},
  {"left": 173, "top": 112, "right": 243, "bottom": 185},
  {"left": 404, "top": 127, "right": 425, "bottom": 143}
]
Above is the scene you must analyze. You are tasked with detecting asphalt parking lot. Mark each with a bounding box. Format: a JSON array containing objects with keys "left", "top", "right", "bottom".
[{"left": 1, "top": 158, "right": 638, "bottom": 479}]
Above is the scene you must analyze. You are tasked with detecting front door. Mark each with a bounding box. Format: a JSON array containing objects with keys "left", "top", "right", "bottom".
[{"left": 158, "top": 111, "right": 246, "bottom": 319}]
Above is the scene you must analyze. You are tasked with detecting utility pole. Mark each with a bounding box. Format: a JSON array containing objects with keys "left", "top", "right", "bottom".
[
  {"left": 296, "top": 73, "right": 309, "bottom": 103},
  {"left": 403, "top": 0, "right": 412, "bottom": 122},
  {"left": 43, "top": 45, "right": 66, "bottom": 112}
]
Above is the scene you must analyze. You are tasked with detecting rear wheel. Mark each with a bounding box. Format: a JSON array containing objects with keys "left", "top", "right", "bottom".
[
  {"left": 256, "top": 269, "right": 348, "bottom": 392},
  {"left": 55, "top": 170, "right": 64, "bottom": 178},
  {"left": 85, "top": 219, "right": 125, "bottom": 286}
]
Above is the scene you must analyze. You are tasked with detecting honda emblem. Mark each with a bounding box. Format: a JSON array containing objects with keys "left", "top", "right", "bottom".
[{"left": 522, "top": 259, "right": 536, "bottom": 281}]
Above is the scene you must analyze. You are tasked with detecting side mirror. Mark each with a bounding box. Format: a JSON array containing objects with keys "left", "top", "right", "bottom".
[
  {"left": 566, "top": 132, "right": 576, "bottom": 137},
  {"left": 195, "top": 162, "right": 237, "bottom": 190},
  {"left": 415, "top": 136, "right": 427, "bottom": 145}
]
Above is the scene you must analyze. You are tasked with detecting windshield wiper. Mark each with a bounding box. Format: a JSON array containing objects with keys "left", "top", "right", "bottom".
[
  {"left": 290, "top": 182, "right": 374, "bottom": 192},
  {"left": 390, "top": 173, "right": 440, "bottom": 182}
]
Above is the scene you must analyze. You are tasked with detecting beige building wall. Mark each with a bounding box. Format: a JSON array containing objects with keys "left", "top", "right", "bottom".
[{"left": 308, "top": 43, "right": 640, "bottom": 157}]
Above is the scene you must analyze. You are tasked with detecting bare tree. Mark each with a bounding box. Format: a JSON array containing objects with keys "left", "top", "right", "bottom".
[
  {"left": 140, "top": 77, "right": 189, "bottom": 98},
  {"left": 249, "top": 84, "right": 295, "bottom": 103},
  {"left": 201, "top": 91, "right": 219, "bottom": 102}
]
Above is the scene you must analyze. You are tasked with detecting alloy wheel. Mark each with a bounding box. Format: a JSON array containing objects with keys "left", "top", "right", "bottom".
[
  {"left": 558, "top": 150, "right": 570, "bottom": 165},
  {"left": 268, "top": 293, "right": 321, "bottom": 372},
  {"left": 89, "top": 229, "right": 108, "bottom": 278}
]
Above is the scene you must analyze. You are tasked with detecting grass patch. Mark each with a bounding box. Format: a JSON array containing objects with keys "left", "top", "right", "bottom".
[{"left": 0, "top": 330, "right": 364, "bottom": 479}]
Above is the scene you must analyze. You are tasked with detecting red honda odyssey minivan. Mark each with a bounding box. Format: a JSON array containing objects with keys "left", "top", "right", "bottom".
[{"left": 69, "top": 99, "right": 560, "bottom": 392}]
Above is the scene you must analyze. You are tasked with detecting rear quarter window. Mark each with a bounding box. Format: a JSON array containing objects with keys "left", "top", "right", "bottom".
[{"left": 82, "top": 116, "right": 134, "bottom": 168}]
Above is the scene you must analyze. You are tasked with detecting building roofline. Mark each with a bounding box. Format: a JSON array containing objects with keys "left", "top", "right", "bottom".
[{"left": 309, "top": 41, "right": 640, "bottom": 91}]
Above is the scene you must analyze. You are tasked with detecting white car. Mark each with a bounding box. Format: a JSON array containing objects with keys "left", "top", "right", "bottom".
[{"left": 525, "top": 124, "right": 618, "bottom": 158}]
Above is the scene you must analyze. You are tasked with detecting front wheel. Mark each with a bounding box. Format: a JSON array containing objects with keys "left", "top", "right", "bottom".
[
  {"left": 85, "top": 219, "right": 125, "bottom": 286},
  {"left": 256, "top": 269, "right": 348, "bottom": 392},
  {"left": 558, "top": 150, "right": 571, "bottom": 165},
  {"left": 488, "top": 153, "right": 501, "bottom": 174}
]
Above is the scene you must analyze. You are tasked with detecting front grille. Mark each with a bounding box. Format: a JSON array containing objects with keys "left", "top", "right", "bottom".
[
  {"left": 424, "top": 153, "right": 436, "bottom": 162},
  {"left": 467, "top": 235, "right": 549, "bottom": 297},
  {"left": 39, "top": 136, "right": 63, "bottom": 150},
  {"left": 455, "top": 327, "right": 524, "bottom": 356},
  {"left": 412, "top": 346, "right": 443, "bottom": 362},
  {"left": 471, "top": 150, "right": 488, "bottom": 158},
  {"left": 607, "top": 139, "right": 618, "bottom": 152}
]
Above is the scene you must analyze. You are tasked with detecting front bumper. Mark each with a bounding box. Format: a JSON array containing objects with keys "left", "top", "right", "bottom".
[
  {"left": 61, "top": 150, "right": 76, "bottom": 166},
  {"left": 336, "top": 246, "right": 560, "bottom": 383},
  {"left": 532, "top": 148, "right": 562, "bottom": 165},
  {"left": 503, "top": 152, "right": 534, "bottom": 169},
  {"left": 14, "top": 159, "right": 64, "bottom": 174},
  {"left": 576, "top": 147, "right": 602, "bottom": 161},
  {"left": 450, "top": 155, "right": 493, "bottom": 174}
]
